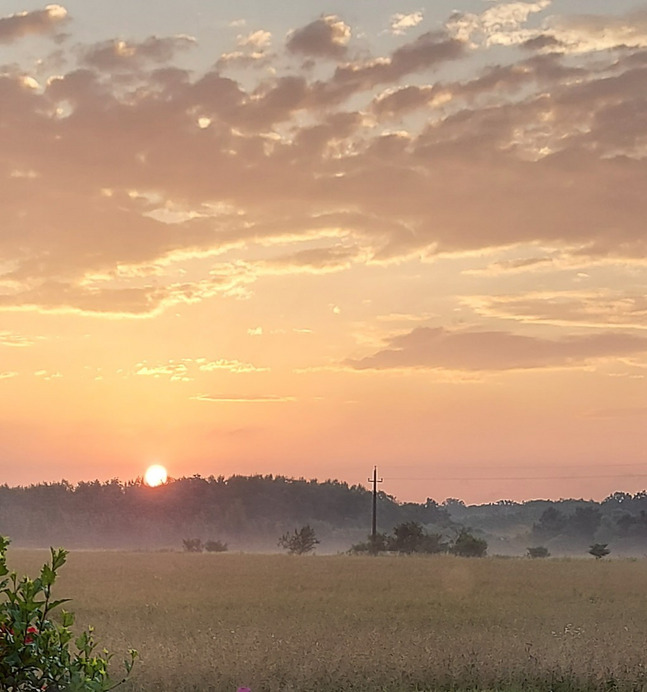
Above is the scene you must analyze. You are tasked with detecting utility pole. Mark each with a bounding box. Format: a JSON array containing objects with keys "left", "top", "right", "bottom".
[{"left": 368, "top": 466, "right": 383, "bottom": 541}]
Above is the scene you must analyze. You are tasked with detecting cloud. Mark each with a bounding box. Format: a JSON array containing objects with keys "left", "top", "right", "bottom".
[
  {"left": 450, "top": 4, "right": 647, "bottom": 54},
  {"left": 34, "top": 369, "right": 62, "bottom": 380},
  {"left": 348, "top": 326, "right": 647, "bottom": 372},
  {"left": 448, "top": 1, "right": 551, "bottom": 46},
  {"left": 287, "top": 15, "right": 351, "bottom": 59},
  {"left": 191, "top": 394, "right": 295, "bottom": 403},
  {"left": 218, "top": 30, "right": 273, "bottom": 69},
  {"left": 304, "top": 31, "right": 465, "bottom": 110},
  {"left": 542, "top": 10, "right": 647, "bottom": 54},
  {"left": 81, "top": 35, "right": 195, "bottom": 70},
  {"left": 373, "top": 84, "right": 446, "bottom": 118},
  {"left": 238, "top": 30, "right": 271, "bottom": 50},
  {"left": 133, "top": 356, "right": 268, "bottom": 380},
  {"left": 0, "top": 9, "right": 646, "bottom": 317},
  {"left": 465, "top": 292, "right": 647, "bottom": 330},
  {"left": 0, "top": 331, "right": 38, "bottom": 347},
  {"left": 464, "top": 255, "right": 560, "bottom": 277},
  {"left": 0, "top": 5, "right": 67, "bottom": 43},
  {"left": 198, "top": 358, "right": 268, "bottom": 373},
  {"left": 0, "top": 371, "right": 19, "bottom": 380},
  {"left": 0, "top": 267, "right": 254, "bottom": 318},
  {"left": 258, "top": 245, "right": 363, "bottom": 274},
  {"left": 390, "top": 12, "right": 424, "bottom": 36},
  {"left": 135, "top": 360, "right": 191, "bottom": 381}
]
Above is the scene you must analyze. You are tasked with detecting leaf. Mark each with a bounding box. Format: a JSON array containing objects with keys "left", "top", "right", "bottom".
[
  {"left": 61, "top": 609, "right": 75, "bottom": 627},
  {"left": 48, "top": 598, "right": 71, "bottom": 611},
  {"left": 40, "top": 564, "right": 56, "bottom": 587}
]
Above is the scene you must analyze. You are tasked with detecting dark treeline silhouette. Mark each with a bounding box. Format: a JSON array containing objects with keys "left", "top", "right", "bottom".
[
  {"left": 446, "top": 491, "right": 647, "bottom": 555},
  {"left": 3, "top": 476, "right": 647, "bottom": 554},
  {"left": 0, "top": 475, "right": 450, "bottom": 550}
]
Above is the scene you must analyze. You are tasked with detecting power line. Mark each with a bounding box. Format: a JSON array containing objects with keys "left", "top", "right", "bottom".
[{"left": 385, "top": 473, "right": 647, "bottom": 482}]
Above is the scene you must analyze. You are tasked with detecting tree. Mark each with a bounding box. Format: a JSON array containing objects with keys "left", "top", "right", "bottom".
[
  {"left": 388, "top": 522, "right": 448, "bottom": 554},
  {"left": 533, "top": 507, "right": 567, "bottom": 537},
  {"left": 603, "top": 491, "right": 632, "bottom": 505},
  {"left": 182, "top": 538, "right": 203, "bottom": 552},
  {"left": 352, "top": 523, "right": 449, "bottom": 555},
  {"left": 527, "top": 546, "right": 550, "bottom": 558},
  {"left": 589, "top": 543, "right": 610, "bottom": 559},
  {"left": 452, "top": 529, "right": 487, "bottom": 557},
  {"left": 278, "top": 525, "right": 319, "bottom": 555},
  {"left": 390, "top": 521, "right": 426, "bottom": 554},
  {"left": 442, "top": 498, "right": 465, "bottom": 509},
  {"left": 349, "top": 532, "right": 389, "bottom": 555},
  {"left": 204, "top": 539, "right": 228, "bottom": 552},
  {"left": 569, "top": 506, "right": 601, "bottom": 538}
]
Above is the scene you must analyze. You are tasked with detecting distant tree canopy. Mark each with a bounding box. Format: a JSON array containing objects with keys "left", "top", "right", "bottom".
[
  {"left": 0, "top": 475, "right": 454, "bottom": 549},
  {"left": 3, "top": 476, "right": 647, "bottom": 553}
]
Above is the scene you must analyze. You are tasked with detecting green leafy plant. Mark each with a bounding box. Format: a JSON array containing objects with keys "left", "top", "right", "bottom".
[{"left": 0, "top": 535, "right": 137, "bottom": 691}]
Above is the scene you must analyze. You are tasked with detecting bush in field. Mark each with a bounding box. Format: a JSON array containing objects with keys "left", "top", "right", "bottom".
[
  {"left": 351, "top": 524, "right": 448, "bottom": 555},
  {"left": 204, "top": 540, "right": 228, "bottom": 553},
  {"left": 350, "top": 532, "right": 390, "bottom": 555},
  {"left": 278, "top": 525, "right": 319, "bottom": 555},
  {"left": 451, "top": 529, "right": 488, "bottom": 557},
  {"left": 389, "top": 522, "right": 448, "bottom": 555},
  {"left": 0, "top": 535, "right": 136, "bottom": 690},
  {"left": 527, "top": 546, "right": 550, "bottom": 558},
  {"left": 589, "top": 543, "right": 610, "bottom": 559},
  {"left": 182, "top": 538, "right": 204, "bottom": 553},
  {"left": 390, "top": 521, "right": 426, "bottom": 554}
]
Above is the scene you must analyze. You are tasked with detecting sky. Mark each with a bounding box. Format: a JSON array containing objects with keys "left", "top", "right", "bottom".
[{"left": 0, "top": 1, "right": 646, "bottom": 505}]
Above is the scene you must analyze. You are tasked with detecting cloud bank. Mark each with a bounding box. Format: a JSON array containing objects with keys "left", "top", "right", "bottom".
[{"left": 0, "top": 5, "right": 646, "bottom": 317}]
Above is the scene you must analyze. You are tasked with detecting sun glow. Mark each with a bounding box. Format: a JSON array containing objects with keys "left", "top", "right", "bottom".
[{"left": 144, "top": 464, "right": 168, "bottom": 487}]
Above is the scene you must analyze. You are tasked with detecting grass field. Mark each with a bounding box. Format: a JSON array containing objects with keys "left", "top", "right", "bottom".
[{"left": 8, "top": 550, "right": 647, "bottom": 691}]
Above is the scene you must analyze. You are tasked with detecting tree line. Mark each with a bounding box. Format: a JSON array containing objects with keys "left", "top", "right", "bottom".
[
  {"left": 2, "top": 476, "right": 647, "bottom": 553},
  {"left": 0, "top": 475, "right": 450, "bottom": 549}
]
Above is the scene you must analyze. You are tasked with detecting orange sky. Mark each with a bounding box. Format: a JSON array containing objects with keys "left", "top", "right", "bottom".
[{"left": 0, "top": 1, "right": 646, "bottom": 504}]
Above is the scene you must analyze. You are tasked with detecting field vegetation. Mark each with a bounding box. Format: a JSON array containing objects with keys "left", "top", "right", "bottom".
[{"left": 7, "top": 550, "right": 647, "bottom": 691}]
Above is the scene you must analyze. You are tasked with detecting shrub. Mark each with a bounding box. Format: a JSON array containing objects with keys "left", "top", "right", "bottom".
[
  {"left": 451, "top": 529, "right": 488, "bottom": 557},
  {"left": 182, "top": 538, "right": 204, "bottom": 552},
  {"left": 278, "top": 525, "right": 319, "bottom": 555},
  {"left": 0, "top": 535, "right": 136, "bottom": 690},
  {"left": 589, "top": 543, "right": 610, "bottom": 559},
  {"left": 350, "top": 532, "right": 389, "bottom": 555},
  {"left": 388, "top": 522, "right": 449, "bottom": 555},
  {"left": 527, "top": 546, "right": 550, "bottom": 558},
  {"left": 204, "top": 540, "right": 228, "bottom": 553},
  {"left": 390, "top": 521, "right": 426, "bottom": 554}
]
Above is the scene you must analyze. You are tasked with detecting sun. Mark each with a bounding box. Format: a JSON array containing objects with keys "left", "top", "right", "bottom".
[{"left": 144, "top": 464, "right": 168, "bottom": 487}]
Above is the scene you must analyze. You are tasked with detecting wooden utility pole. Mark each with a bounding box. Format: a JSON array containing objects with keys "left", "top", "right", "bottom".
[{"left": 369, "top": 466, "right": 383, "bottom": 541}]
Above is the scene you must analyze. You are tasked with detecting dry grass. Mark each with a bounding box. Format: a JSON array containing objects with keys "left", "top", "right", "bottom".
[{"left": 8, "top": 550, "right": 647, "bottom": 691}]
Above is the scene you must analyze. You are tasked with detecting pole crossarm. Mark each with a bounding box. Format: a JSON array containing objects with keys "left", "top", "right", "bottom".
[{"left": 369, "top": 466, "right": 383, "bottom": 541}]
